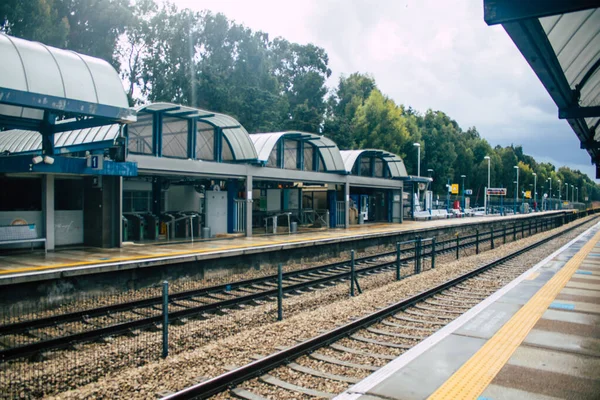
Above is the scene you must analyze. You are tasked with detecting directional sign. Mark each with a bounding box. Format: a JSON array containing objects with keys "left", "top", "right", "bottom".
[
  {"left": 465, "top": 189, "right": 473, "bottom": 195},
  {"left": 451, "top": 184, "right": 459, "bottom": 194},
  {"left": 487, "top": 188, "right": 507, "bottom": 196},
  {"left": 525, "top": 190, "right": 531, "bottom": 199}
]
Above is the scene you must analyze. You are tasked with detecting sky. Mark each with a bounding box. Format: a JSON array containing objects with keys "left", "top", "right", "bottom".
[{"left": 168, "top": 0, "right": 598, "bottom": 181}]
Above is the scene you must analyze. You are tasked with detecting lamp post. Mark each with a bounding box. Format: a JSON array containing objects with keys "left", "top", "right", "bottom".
[
  {"left": 576, "top": 187, "right": 579, "bottom": 203},
  {"left": 484, "top": 155, "right": 491, "bottom": 214},
  {"left": 565, "top": 182, "right": 568, "bottom": 204},
  {"left": 461, "top": 174, "right": 466, "bottom": 211},
  {"left": 548, "top": 177, "right": 552, "bottom": 210},
  {"left": 514, "top": 165, "right": 519, "bottom": 213},
  {"left": 413, "top": 143, "right": 421, "bottom": 177},
  {"left": 533, "top": 172, "right": 537, "bottom": 211},
  {"left": 571, "top": 184, "right": 574, "bottom": 203}
]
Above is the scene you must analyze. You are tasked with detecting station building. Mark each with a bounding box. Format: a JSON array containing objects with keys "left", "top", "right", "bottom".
[{"left": 0, "top": 34, "right": 421, "bottom": 252}]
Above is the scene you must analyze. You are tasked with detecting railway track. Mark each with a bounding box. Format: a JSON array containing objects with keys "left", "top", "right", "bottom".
[
  {"left": 0, "top": 216, "right": 563, "bottom": 361},
  {"left": 160, "top": 216, "right": 593, "bottom": 400}
]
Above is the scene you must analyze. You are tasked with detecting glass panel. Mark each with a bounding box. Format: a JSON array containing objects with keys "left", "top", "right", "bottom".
[
  {"left": 374, "top": 158, "right": 384, "bottom": 177},
  {"left": 127, "top": 113, "right": 153, "bottom": 154},
  {"left": 162, "top": 117, "right": 188, "bottom": 158},
  {"left": 267, "top": 146, "right": 278, "bottom": 167},
  {"left": 360, "top": 157, "right": 372, "bottom": 176},
  {"left": 303, "top": 143, "right": 314, "bottom": 171},
  {"left": 318, "top": 154, "right": 324, "bottom": 172},
  {"left": 284, "top": 140, "right": 298, "bottom": 170},
  {"left": 124, "top": 191, "right": 151, "bottom": 213},
  {"left": 0, "top": 177, "right": 41, "bottom": 211},
  {"left": 222, "top": 136, "right": 234, "bottom": 161},
  {"left": 196, "top": 122, "right": 215, "bottom": 161}
]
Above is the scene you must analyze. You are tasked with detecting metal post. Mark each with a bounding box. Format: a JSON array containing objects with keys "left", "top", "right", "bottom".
[
  {"left": 162, "top": 281, "right": 169, "bottom": 358},
  {"left": 456, "top": 234, "right": 460, "bottom": 260},
  {"left": 521, "top": 222, "right": 524, "bottom": 238},
  {"left": 513, "top": 224, "right": 516, "bottom": 241},
  {"left": 189, "top": 216, "right": 194, "bottom": 242},
  {"left": 431, "top": 237, "right": 436, "bottom": 269},
  {"left": 396, "top": 242, "right": 401, "bottom": 280},
  {"left": 529, "top": 220, "right": 532, "bottom": 236},
  {"left": 503, "top": 226, "right": 506, "bottom": 244},
  {"left": 416, "top": 237, "right": 422, "bottom": 273},
  {"left": 350, "top": 250, "right": 355, "bottom": 297},
  {"left": 476, "top": 229, "right": 479, "bottom": 254},
  {"left": 490, "top": 227, "right": 494, "bottom": 250},
  {"left": 277, "top": 263, "right": 283, "bottom": 321}
]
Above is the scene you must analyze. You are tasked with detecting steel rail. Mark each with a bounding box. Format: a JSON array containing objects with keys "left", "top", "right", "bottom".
[{"left": 161, "top": 216, "right": 592, "bottom": 400}]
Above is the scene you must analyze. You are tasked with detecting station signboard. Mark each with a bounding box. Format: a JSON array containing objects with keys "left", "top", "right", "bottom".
[
  {"left": 451, "top": 184, "right": 459, "bottom": 194},
  {"left": 465, "top": 189, "right": 473, "bottom": 195},
  {"left": 524, "top": 191, "right": 531, "bottom": 199},
  {"left": 487, "top": 188, "right": 507, "bottom": 196}
]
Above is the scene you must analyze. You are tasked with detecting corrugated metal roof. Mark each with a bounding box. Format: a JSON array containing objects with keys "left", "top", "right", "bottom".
[
  {"left": 541, "top": 8, "right": 600, "bottom": 138},
  {"left": 0, "top": 33, "right": 129, "bottom": 121},
  {"left": 0, "top": 125, "right": 120, "bottom": 154},
  {"left": 250, "top": 131, "right": 346, "bottom": 172},
  {"left": 137, "top": 103, "right": 257, "bottom": 161},
  {"left": 340, "top": 149, "right": 408, "bottom": 178}
]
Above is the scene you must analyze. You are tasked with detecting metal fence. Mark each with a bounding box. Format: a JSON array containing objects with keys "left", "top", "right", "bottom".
[
  {"left": 233, "top": 199, "right": 246, "bottom": 233},
  {"left": 336, "top": 201, "right": 345, "bottom": 228}
]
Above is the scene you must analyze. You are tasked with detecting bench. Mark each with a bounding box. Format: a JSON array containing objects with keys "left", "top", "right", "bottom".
[
  {"left": 414, "top": 211, "right": 431, "bottom": 220},
  {"left": 0, "top": 224, "right": 47, "bottom": 253},
  {"left": 431, "top": 210, "right": 449, "bottom": 219}
]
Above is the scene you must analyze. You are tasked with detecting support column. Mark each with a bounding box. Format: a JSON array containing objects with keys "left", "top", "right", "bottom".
[
  {"left": 42, "top": 175, "right": 55, "bottom": 251},
  {"left": 152, "top": 178, "right": 163, "bottom": 216},
  {"left": 227, "top": 179, "right": 239, "bottom": 234},
  {"left": 344, "top": 181, "right": 350, "bottom": 228},
  {"left": 246, "top": 175, "right": 253, "bottom": 237}
]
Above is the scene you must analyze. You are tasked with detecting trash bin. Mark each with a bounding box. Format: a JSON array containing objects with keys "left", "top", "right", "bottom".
[
  {"left": 290, "top": 221, "right": 297, "bottom": 233},
  {"left": 201, "top": 227, "right": 211, "bottom": 239}
]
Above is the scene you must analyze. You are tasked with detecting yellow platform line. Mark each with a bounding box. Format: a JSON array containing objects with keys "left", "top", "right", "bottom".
[
  {"left": 0, "top": 224, "right": 407, "bottom": 275},
  {"left": 428, "top": 230, "right": 600, "bottom": 400}
]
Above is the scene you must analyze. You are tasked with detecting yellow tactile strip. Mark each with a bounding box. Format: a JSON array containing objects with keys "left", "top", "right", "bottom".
[{"left": 428, "top": 230, "right": 600, "bottom": 400}]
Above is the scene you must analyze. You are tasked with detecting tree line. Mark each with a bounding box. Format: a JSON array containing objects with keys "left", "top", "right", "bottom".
[{"left": 2, "top": 0, "right": 599, "bottom": 203}]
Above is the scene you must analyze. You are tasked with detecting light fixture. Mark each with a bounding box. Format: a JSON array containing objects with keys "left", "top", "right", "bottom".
[
  {"left": 43, "top": 156, "right": 54, "bottom": 165},
  {"left": 32, "top": 156, "right": 43, "bottom": 164}
]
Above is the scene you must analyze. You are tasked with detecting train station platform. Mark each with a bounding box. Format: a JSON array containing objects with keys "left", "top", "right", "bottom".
[
  {"left": 335, "top": 220, "right": 600, "bottom": 400},
  {"left": 0, "top": 211, "right": 569, "bottom": 286}
]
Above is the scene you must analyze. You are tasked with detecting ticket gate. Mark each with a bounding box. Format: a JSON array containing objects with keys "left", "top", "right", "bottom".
[
  {"left": 142, "top": 213, "right": 160, "bottom": 240},
  {"left": 125, "top": 213, "right": 145, "bottom": 241}
]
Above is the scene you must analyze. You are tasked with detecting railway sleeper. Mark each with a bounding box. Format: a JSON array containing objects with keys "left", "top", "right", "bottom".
[
  {"left": 287, "top": 362, "right": 360, "bottom": 383},
  {"left": 259, "top": 374, "right": 335, "bottom": 399},
  {"left": 309, "top": 351, "right": 379, "bottom": 371}
]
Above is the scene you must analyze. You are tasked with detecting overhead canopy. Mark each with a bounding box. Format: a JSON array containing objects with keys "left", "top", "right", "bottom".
[
  {"left": 484, "top": 1, "right": 600, "bottom": 173},
  {"left": 340, "top": 149, "right": 408, "bottom": 178},
  {"left": 0, "top": 33, "right": 135, "bottom": 131},
  {"left": 135, "top": 103, "right": 257, "bottom": 161},
  {"left": 250, "top": 131, "right": 346, "bottom": 172},
  {"left": 0, "top": 124, "right": 121, "bottom": 155}
]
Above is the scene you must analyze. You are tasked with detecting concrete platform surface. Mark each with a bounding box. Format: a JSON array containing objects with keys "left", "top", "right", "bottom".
[
  {"left": 0, "top": 211, "right": 563, "bottom": 285},
  {"left": 334, "top": 220, "right": 600, "bottom": 400}
]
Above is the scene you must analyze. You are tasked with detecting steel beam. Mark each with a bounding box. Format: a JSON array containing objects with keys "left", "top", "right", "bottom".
[
  {"left": 484, "top": 0, "right": 599, "bottom": 26},
  {"left": 0, "top": 87, "right": 136, "bottom": 122},
  {"left": 559, "top": 105, "right": 600, "bottom": 119}
]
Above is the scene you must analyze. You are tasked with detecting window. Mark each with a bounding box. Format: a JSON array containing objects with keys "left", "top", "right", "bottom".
[
  {"left": 0, "top": 178, "right": 41, "bottom": 211},
  {"left": 222, "top": 135, "right": 234, "bottom": 161},
  {"left": 196, "top": 122, "right": 215, "bottom": 161},
  {"left": 127, "top": 113, "right": 153, "bottom": 154},
  {"left": 267, "top": 146, "right": 278, "bottom": 167},
  {"left": 374, "top": 158, "right": 384, "bottom": 177},
  {"left": 360, "top": 157, "right": 372, "bottom": 176},
  {"left": 303, "top": 143, "right": 314, "bottom": 171},
  {"left": 162, "top": 117, "right": 188, "bottom": 158},
  {"left": 284, "top": 140, "right": 298, "bottom": 170}
]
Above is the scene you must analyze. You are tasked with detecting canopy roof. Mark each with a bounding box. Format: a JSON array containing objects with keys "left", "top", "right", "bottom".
[
  {"left": 340, "top": 149, "right": 408, "bottom": 178},
  {"left": 250, "top": 131, "right": 345, "bottom": 172},
  {"left": 0, "top": 124, "right": 121, "bottom": 155},
  {"left": 136, "top": 103, "right": 257, "bottom": 161},
  {"left": 0, "top": 34, "right": 134, "bottom": 128},
  {"left": 484, "top": 1, "right": 600, "bottom": 171}
]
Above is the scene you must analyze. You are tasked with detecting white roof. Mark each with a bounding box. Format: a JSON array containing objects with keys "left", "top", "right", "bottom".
[
  {"left": 340, "top": 149, "right": 408, "bottom": 178},
  {"left": 0, "top": 125, "right": 121, "bottom": 154},
  {"left": 0, "top": 33, "right": 129, "bottom": 121},
  {"left": 250, "top": 131, "right": 346, "bottom": 172},
  {"left": 137, "top": 103, "right": 258, "bottom": 161}
]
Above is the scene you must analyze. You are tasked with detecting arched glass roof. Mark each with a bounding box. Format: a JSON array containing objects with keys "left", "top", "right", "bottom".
[
  {"left": 250, "top": 131, "right": 346, "bottom": 172},
  {"left": 0, "top": 33, "right": 130, "bottom": 122},
  {"left": 340, "top": 149, "right": 408, "bottom": 178},
  {"left": 136, "top": 103, "right": 257, "bottom": 161}
]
